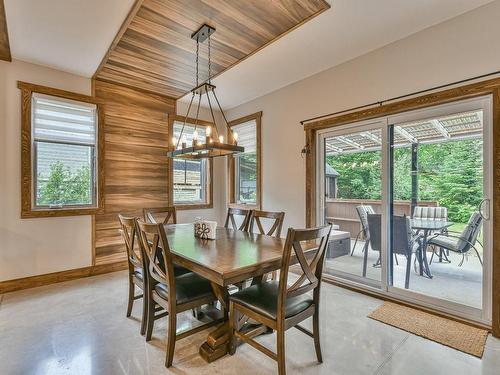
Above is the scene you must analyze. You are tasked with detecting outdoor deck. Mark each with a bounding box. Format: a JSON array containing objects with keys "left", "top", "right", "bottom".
[{"left": 325, "top": 239, "right": 483, "bottom": 309}]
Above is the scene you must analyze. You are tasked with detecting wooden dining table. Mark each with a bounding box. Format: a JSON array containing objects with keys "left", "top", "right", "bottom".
[{"left": 163, "top": 223, "right": 316, "bottom": 362}]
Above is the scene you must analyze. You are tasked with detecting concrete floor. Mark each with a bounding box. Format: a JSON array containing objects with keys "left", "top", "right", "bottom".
[
  {"left": 325, "top": 240, "right": 483, "bottom": 308},
  {"left": 1, "top": 271, "right": 499, "bottom": 375}
]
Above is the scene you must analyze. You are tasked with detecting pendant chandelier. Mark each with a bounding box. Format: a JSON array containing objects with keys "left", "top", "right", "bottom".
[{"left": 167, "top": 24, "right": 244, "bottom": 159}]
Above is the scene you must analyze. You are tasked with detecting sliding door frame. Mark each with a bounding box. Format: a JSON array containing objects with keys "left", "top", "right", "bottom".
[
  {"left": 316, "top": 119, "right": 388, "bottom": 290},
  {"left": 304, "top": 77, "right": 500, "bottom": 336}
]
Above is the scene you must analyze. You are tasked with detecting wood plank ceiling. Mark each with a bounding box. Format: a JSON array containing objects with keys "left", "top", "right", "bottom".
[{"left": 94, "top": 0, "right": 330, "bottom": 99}]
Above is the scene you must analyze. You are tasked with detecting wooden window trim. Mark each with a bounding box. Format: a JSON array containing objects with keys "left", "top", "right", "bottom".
[
  {"left": 303, "top": 77, "right": 500, "bottom": 338},
  {"left": 227, "top": 111, "right": 262, "bottom": 210},
  {"left": 168, "top": 115, "right": 214, "bottom": 210},
  {"left": 18, "top": 81, "right": 104, "bottom": 218}
]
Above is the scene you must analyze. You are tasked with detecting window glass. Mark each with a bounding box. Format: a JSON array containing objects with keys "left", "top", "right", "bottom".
[
  {"left": 173, "top": 121, "right": 209, "bottom": 205},
  {"left": 32, "top": 93, "right": 97, "bottom": 208},
  {"left": 232, "top": 119, "right": 257, "bottom": 204}
]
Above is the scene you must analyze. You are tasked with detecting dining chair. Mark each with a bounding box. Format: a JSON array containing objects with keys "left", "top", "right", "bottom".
[
  {"left": 428, "top": 212, "right": 483, "bottom": 266},
  {"left": 351, "top": 205, "right": 375, "bottom": 256},
  {"left": 143, "top": 206, "right": 177, "bottom": 225},
  {"left": 224, "top": 207, "right": 251, "bottom": 231},
  {"left": 365, "top": 214, "right": 421, "bottom": 288},
  {"left": 143, "top": 206, "right": 191, "bottom": 279},
  {"left": 228, "top": 224, "right": 332, "bottom": 375},
  {"left": 136, "top": 219, "right": 221, "bottom": 368},
  {"left": 248, "top": 210, "right": 285, "bottom": 237},
  {"left": 118, "top": 214, "right": 147, "bottom": 335},
  {"left": 248, "top": 210, "right": 285, "bottom": 281}
]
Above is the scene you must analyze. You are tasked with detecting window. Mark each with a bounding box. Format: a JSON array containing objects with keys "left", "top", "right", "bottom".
[
  {"left": 171, "top": 117, "right": 212, "bottom": 208},
  {"left": 19, "top": 81, "right": 103, "bottom": 218},
  {"left": 228, "top": 112, "right": 261, "bottom": 208}
]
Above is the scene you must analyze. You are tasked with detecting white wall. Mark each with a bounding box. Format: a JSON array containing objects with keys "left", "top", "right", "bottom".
[
  {"left": 0, "top": 60, "right": 92, "bottom": 281},
  {"left": 225, "top": 1, "right": 500, "bottom": 232}
]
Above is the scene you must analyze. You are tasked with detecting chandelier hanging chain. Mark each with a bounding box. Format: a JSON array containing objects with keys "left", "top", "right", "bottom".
[
  {"left": 168, "top": 24, "right": 244, "bottom": 159},
  {"left": 194, "top": 90, "right": 201, "bottom": 133},
  {"left": 208, "top": 32, "right": 212, "bottom": 84},
  {"left": 176, "top": 92, "right": 195, "bottom": 149},
  {"left": 196, "top": 38, "right": 199, "bottom": 87},
  {"left": 206, "top": 85, "right": 220, "bottom": 140},
  {"left": 212, "top": 89, "right": 236, "bottom": 141}
]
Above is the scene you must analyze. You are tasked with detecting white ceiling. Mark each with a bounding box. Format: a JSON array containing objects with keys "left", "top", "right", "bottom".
[
  {"left": 4, "top": 0, "right": 494, "bottom": 102},
  {"left": 181, "top": 0, "right": 495, "bottom": 109},
  {"left": 4, "top": 0, "right": 135, "bottom": 77}
]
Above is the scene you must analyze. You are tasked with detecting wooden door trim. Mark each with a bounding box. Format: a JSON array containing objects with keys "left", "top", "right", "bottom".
[{"left": 304, "top": 77, "right": 500, "bottom": 337}]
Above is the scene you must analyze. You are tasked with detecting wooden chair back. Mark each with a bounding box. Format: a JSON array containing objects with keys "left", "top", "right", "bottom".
[
  {"left": 224, "top": 207, "right": 251, "bottom": 231},
  {"left": 248, "top": 210, "right": 285, "bottom": 237},
  {"left": 118, "top": 214, "right": 142, "bottom": 270},
  {"left": 136, "top": 219, "right": 175, "bottom": 298},
  {"left": 143, "top": 206, "right": 177, "bottom": 225},
  {"left": 278, "top": 225, "right": 332, "bottom": 320}
]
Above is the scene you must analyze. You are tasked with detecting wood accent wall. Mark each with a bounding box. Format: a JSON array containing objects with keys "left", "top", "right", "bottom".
[
  {"left": 93, "top": 80, "right": 175, "bottom": 265},
  {"left": 0, "top": 0, "right": 11, "bottom": 62}
]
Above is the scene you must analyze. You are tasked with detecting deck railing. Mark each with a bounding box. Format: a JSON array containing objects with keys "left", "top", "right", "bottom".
[{"left": 325, "top": 198, "right": 438, "bottom": 238}]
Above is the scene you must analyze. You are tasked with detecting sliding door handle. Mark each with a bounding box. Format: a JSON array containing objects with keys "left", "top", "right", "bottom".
[{"left": 478, "top": 198, "right": 491, "bottom": 221}]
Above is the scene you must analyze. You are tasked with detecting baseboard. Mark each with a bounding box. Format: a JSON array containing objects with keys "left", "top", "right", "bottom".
[{"left": 0, "top": 261, "right": 128, "bottom": 294}]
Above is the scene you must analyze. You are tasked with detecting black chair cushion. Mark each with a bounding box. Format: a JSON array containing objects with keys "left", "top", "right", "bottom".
[
  {"left": 155, "top": 251, "right": 191, "bottom": 277},
  {"left": 173, "top": 265, "right": 191, "bottom": 277},
  {"left": 154, "top": 273, "right": 215, "bottom": 305},
  {"left": 229, "top": 281, "right": 313, "bottom": 320}
]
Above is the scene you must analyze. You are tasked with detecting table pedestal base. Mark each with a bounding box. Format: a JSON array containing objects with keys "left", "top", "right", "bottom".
[{"left": 199, "top": 322, "right": 230, "bottom": 362}]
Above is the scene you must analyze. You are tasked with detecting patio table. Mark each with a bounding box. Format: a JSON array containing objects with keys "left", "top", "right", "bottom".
[{"left": 410, "top": 219, "right": 454, "bottom": 278}]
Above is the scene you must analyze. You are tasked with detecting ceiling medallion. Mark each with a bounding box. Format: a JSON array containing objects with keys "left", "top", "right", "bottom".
[{"left": 167, "top": 24, "right": 244, "bottom": 159}]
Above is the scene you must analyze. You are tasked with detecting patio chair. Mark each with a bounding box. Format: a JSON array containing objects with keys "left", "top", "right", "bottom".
[
  {"left": 364, "top": 214, "right": 421, "bottom": 288},
  {"left": 413, "top": 206, "right": 448, "bottom": 221},
  {"left": 351, "top": 205, "right": 375, "bottom": 256},
  {"left": 427, "top": 212, "right": 483, "bottom": 267},
  {"left": 413, "top": 206, "right": 449, "bottom": 262}
]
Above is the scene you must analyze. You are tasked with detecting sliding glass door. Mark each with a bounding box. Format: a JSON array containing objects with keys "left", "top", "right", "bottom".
[
  {"left": 316, "top": 96, "right": 492, "bottom": 324},
  {"left": 386, "top": 96, "right": 492, "bottom": 323},
  {"left": 317, "top": 120, "right": 387, "bottom": 289}
]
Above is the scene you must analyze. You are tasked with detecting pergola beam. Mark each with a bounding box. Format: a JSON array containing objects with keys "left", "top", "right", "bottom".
[
  {"left": 325, "top": 143, "right": 343, "bottom": 153},
  {"left": 337, "top": 135, "right": 364, "bottom": 149},
  {"left": 361, "top": 131, "right": 381, "bottom": 144},
  {"left": 430, "top": 119, "right": 450, "bottom": 139},
  {"left": 395, "top": 126, "right": 418, "bottom": 144}
]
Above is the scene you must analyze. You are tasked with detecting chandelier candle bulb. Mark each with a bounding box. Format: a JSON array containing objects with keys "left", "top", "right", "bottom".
[
  {"left": 219, "top": 135, "right": 224, "bottom": 143},
  {"left": 233, "top": 132, "right": 238, "bottom": 145},
  {"left": 192, "top": 129, "right": 199, "bottom": 146},
  {"left": 205, "top": 126, "right": 212, "bottom": 144}
]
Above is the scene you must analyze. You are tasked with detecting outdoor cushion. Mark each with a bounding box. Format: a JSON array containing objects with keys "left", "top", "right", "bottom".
[
  {"left": 427, "top": 235, "right": 460, "bottom": 252},
  {"left": 229, "top": 281, "right": 313, "bottom": 320},
  {"left": 154, "top": 272, "right": 214, "bottom": 305},
  {"left": 414, "top": 206, "right": 448, "bottom": 221}
]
